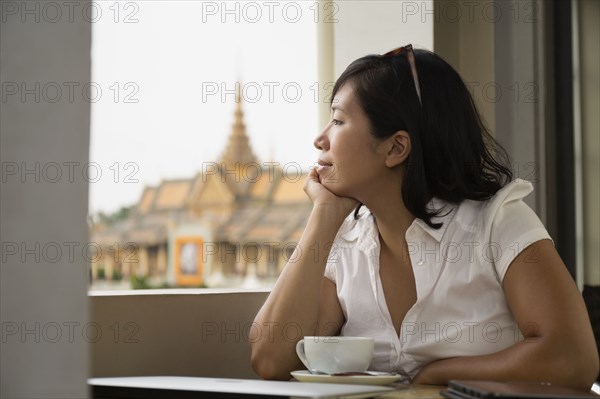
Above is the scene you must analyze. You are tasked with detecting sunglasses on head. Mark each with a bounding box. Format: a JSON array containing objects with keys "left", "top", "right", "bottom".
[{"left": 382, "top": 44, "right": 422, "bottom": 106}]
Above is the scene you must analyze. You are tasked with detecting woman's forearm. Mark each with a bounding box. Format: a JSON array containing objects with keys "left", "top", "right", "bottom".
[
  {"left": 250, "top": 204, "right": 346, "bottom": 380},
  {"left": 413, "top": 336, "right": 598, "bottom": 390},
  {"left": 415, "top": 240, "right": 599, "bottom": 390}
]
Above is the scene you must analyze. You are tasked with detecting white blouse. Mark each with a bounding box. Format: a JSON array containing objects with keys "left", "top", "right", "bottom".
[{"left": 324, "top": 179, "right": 553, "bottom": 381}]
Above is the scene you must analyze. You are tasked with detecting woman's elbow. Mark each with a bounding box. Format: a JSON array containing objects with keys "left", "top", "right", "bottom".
[
  {"left": 251, "top": 354, "right": 281, "bottom": 380},
  {"left": 250, "top": 345, "right": 292, "bottom": 381},
  {"left": 562, "top": 342, "right": 599, "bottom": 390},
  {"left": 577, "top": 351, "right": 599, "bottom": 390}
]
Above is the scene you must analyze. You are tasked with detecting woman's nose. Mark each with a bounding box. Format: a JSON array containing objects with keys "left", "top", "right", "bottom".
[{"left": 313, "top": 127, "right": 329, "bottom": 151}]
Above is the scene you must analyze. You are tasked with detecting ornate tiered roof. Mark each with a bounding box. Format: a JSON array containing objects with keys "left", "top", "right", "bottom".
[
  {"left": 92, "top": 83, "right": 310, "bottom": 249},
  {"left": 219, "top": 85, "right": 259, "bottom": 168}
]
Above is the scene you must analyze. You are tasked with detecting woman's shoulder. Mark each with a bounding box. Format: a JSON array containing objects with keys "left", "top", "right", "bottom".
[
  {"left": 455, "top": 178, "right": 535, "bottom": 220},
  {"left": 484, "top": 178, "right": 535, "bottom": 209},
  {"left": 452, "top": 178, "right": 548, "bottom": 244},
  {"left": 439, "top": 179, "right": 539, "bottom": 244}
]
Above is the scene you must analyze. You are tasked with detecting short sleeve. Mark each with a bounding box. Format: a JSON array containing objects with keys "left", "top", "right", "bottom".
[
  {"left": 324, "top": 261, "right": 336, "bottom": 282},
  {"left": 486, "top": 179, "right": 554, "bottom": 281}
]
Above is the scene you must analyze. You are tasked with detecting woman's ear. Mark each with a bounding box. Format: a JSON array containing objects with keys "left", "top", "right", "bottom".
[{"left": 385, "top": 130, "right": 411, "bottom": 168}]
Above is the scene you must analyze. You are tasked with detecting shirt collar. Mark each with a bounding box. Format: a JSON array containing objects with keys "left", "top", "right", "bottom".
[
  {"left": 412, "top": 197, "right": 457, "bottom": 242},
  {"left": 340, "top": 198, "right": 457, "bottom": 245},
  {"left": 339, "top": 207, "right": 369, "bottom": 243}
]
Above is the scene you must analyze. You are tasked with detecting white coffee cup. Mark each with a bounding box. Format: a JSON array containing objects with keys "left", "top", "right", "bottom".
[{"left": 295, "top": 336, "right": 374, "bottom": 374}]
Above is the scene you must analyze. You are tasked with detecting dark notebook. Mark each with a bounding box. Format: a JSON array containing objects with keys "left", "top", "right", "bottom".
[{"left": 441, "top": 380, "right": 598, "bottom": 399}]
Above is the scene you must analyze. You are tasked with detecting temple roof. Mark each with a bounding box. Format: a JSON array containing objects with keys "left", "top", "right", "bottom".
[
  {"left": 219, "top": 83, "right": 259, "bottom": 168},
  {"left": 92, "top": 85, "right": 311, "bottom": 248}
]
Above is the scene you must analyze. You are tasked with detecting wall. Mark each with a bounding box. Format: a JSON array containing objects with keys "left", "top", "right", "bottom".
[
  {"left": 316, "top": 0, "right": 434, "bottom": 128},
  {"left": 0, "top": 1, "right": 91, "bottom": 397},
  {"left": 433, "top": 0, "right": 496, "bottom": 138},
  {"left": 332, "top": 0, "right": 434, "bottom": 77},
  {"left": 90, "top": 289, "right": 269, "bottom": 379},
  {"left": 579, "top": 0, "right": 600, "bottom": 285},
  {"left": 435, "top": 0, "right": 547, "bottom": 217}
]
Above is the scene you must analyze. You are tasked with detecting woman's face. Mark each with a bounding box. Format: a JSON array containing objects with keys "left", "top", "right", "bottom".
[{"left": 313, "top": 82, "right": 391, "bottom": 200}]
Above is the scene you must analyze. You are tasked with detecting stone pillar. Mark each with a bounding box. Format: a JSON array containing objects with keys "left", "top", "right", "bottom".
[
  {"left": 138, "top": 246, "right": 149, "bottom": 277},
  {"left": 157, "top": 243, "right": 167, "bottom": 277},
  {"left": 256, "top": 245, "right": 268, "bottom": 277},
  {"left": 104, "top": 250, "right": 114, "bottom": 281}
]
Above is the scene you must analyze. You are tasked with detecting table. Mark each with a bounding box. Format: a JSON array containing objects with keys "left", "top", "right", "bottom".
[
  {"left": 382, "top": 384, "right": 445, "bottom": 398},
  {"left": 89, "top": 376, "right": 446, "bottom": 398}
]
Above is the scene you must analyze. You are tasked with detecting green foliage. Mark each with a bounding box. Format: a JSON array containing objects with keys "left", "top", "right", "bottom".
[
  {"left": 188, "top": 283, "right": 209, "bottom": 289},
  {"left": 97, "top": 267, "right": 105, "bottom": 280},
  {"left": 96, "top": 205, "right": 135, "bottom": 226},
  {"left": 154, "top": 281, "right": 171, "bottom": 289},
  {"left": 130, "top": 275, "right": 152, "bottom": 290},
  {"left": 111, "top": 269, "right": 123, "bottom": 281}
]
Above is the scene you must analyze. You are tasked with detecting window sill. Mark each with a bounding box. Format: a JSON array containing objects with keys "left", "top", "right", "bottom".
[{"left": 88, "top": 288, "right": 271, "bottom": 296}]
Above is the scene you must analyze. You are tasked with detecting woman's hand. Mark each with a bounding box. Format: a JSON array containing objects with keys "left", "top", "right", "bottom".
[
  {"left": 411, "top": 361, "right": 440, "bottom": 384},
  {"left": 304, "top": 166, "right": 359, "bottom": 221}
]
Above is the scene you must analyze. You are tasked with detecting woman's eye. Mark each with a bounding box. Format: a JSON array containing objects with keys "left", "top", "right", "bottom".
[{"left": 332, "top": 119, "right": 342, "bottom": 126}]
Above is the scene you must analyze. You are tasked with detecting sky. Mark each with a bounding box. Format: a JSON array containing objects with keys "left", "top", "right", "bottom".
[{"left": 89, "top": 1, "right": 320, "bottom": 214}]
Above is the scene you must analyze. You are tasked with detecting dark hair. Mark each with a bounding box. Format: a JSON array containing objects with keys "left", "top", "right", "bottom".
[{"left": 331, "top": 49, "right": 513, "bottom": 229}]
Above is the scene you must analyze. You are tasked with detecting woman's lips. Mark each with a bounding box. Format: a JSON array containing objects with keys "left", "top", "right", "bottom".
[{"left": 316, "top": 160, "right": 333, "bottom": 174}]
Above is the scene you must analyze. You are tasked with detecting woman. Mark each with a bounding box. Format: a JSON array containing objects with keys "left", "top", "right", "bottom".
[{"left": 250, "top": 45, "right": 598, "bottom": 388}]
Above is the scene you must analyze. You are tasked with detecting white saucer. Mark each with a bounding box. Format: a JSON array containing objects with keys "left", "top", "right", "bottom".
[{"left": 290, "top": 370, "right": 402, "bottom": 385}]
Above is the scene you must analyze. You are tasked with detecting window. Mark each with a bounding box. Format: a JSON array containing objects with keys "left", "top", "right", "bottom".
[{"left": 89, "top": 1, "right": 319, "bottom": 291}]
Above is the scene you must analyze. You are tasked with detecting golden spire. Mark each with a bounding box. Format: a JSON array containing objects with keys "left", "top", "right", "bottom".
[{"left": 220, "top": 82, "right": 259, "bottom": 168}]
